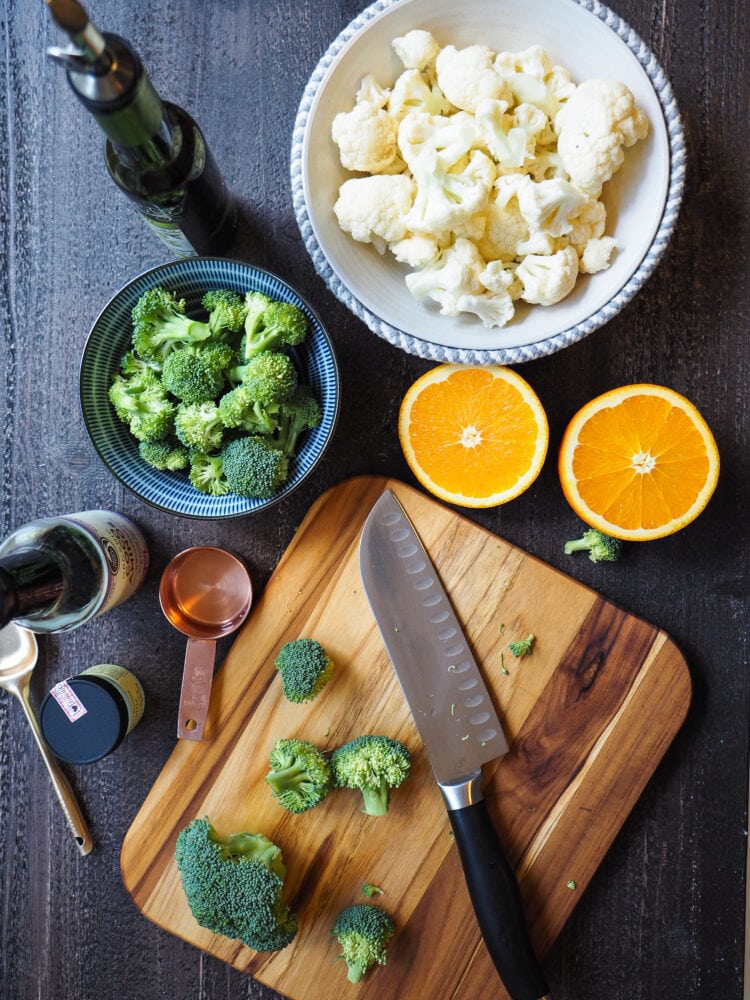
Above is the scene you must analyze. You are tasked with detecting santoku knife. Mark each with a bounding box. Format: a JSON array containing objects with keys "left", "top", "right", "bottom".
[{"left": 359, "top": 489, "right": 551, "bottom": 1000}]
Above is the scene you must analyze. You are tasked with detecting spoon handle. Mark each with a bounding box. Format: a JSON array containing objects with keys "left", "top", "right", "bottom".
[
  {"left": 19, "top": 684, "right": 93, "bottom": 855},
  {"left": 176, "top": 637, "right": 216, "bottom": 741}
]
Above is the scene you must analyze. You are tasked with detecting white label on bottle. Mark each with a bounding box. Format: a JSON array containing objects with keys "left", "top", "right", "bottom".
[
  {"left": 140, "top": 216, "right": 198, "bottom": 258},
  {"left": 50, "top": 680, "right": 88, "bottom": 723},
  {"left": 64, "top": 512, "right": 150, "bottom": 618}
]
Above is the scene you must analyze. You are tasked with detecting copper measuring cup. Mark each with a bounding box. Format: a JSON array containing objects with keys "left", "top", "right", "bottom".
[{"left": 159, "top": 547, "right": 252, "bottom": 741}]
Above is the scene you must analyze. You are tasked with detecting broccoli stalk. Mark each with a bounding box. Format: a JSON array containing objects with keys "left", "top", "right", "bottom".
[
  {"left": 175, "top": 817, "right": 297, "bottom": 952},
  {"left": 564, "top": 528, "right": 623, "bottom": 563},
  {"left": 273, "top": 639, "right": 334, "bottom": 703},
  {"left": 276, "top": 386, "right": 323, "bottom": 457},
  {"left": 331, "top": 735, "right": 411, "bottom": 816},
  {"left": 131, "top": 286, "right": 213, "bottom": 360},
  {"left": 330, "top": 904, "right": 395, "bottom": 983},
  {"left": 240, "top": 294, "right": 308, "bottom": 361},
  {"left": 265, "top": 738, "right": 333, "bottom": 814}
]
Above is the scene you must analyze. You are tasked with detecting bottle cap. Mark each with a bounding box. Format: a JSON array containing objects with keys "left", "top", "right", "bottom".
[{"left": 40, "top": 676, "right": 128, "bottom": 763}]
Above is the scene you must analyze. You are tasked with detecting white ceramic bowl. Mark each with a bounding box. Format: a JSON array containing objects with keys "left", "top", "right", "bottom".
[{"left": 292, "top": 0, "right": 684, "bottom": 364}]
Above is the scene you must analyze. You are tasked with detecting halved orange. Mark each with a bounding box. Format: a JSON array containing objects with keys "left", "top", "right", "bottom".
[
  {"left": 559, "top": 384, "right": 720, "bottom": 541},
  {"left": 398, "top": 365, "right": 549, "bottom": 508}
]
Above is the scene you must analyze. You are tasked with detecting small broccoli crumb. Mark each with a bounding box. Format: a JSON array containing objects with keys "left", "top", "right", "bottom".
[
  {"left": 362, "top": 884, "right": 384, "bottom": 898},
  {"left": 508, "top": 634, "right": 535, "bottom": 658},
  {"left": 564, "top": 527, "right": 623, "bottom": 563}
]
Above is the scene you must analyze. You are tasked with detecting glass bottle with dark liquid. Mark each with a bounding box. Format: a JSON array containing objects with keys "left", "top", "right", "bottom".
[{"left": 45, "top": 0, "right": 236, "bottom": 257}]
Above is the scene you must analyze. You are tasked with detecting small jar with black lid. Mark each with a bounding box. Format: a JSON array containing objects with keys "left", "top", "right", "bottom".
[{"left": 40, "top": 664, "right": 144, "bottom": 764}]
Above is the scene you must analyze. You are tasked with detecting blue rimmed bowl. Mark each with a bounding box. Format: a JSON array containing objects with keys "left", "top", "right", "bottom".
[{"left": 80, "top": 258, "right": 340, "bottom": 518}]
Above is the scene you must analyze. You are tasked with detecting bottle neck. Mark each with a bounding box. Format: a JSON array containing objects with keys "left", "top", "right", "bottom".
[{"left": 0, "top": 553, "right": 66, "bottom": 629}]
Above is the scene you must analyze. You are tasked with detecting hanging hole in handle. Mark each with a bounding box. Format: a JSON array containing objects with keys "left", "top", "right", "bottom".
[{"left": 184, "top": 719, "right": 198, "bottom": 732}]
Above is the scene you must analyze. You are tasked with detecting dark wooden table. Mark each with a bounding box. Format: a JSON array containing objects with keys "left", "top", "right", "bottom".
[{"left": 1, "top": 1, "right": 747, "bottom": 998}]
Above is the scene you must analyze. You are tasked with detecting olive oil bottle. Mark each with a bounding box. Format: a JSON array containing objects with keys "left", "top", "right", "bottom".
[{"left": 45, "top": 0, "right": 236, "bottom": 257}]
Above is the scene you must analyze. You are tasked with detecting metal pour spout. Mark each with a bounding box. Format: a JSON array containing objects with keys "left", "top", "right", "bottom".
[{"left": 45, "top": 0, "right": 110, "bottom": 74}]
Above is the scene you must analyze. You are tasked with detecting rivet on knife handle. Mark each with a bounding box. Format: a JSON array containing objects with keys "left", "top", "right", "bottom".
[{"left": 359, "top": 490, "right": 550, "bottom": 1000}]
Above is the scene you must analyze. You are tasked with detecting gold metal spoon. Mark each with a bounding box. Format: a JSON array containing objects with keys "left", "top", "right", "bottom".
[{"left": 0, "top": 623, "right": 93, "bottom": 855}]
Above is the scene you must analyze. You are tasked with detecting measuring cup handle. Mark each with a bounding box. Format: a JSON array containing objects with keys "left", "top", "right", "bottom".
[
  {"left": 177, "top": 638, "right": 216, "bottom": 741},
  {"left": 19, "top": 687, "right": 93, "bottom": 856}
]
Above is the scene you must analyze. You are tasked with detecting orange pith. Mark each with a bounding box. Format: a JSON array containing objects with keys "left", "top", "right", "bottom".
[
  {"left": 398, "top": 365, "right": 548, "bottom": 508},
  {"left": 559, "top": 384, "right": 720, "bottom": 541}
]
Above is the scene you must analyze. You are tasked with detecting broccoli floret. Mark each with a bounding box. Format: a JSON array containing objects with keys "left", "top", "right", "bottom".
[
  {"left": 175, "top": 817, "right": 298, "bottom": 953},
  {"left": 273, "top": 638, "right": 334, "bottom": 703},
  {"left": 161, "top": 344, "right": 232, "bottom": 403},
  {"left": 265, "top": 738, "right": 333, "bottom": 814},
  {"left": 175, "top": 401, "right": 224, "bottom": 452},
  {"left": 330, "top": 904, "right": 395, "bottom": 983},
  {"left": 131, "top": 286, "right": 212, "bottom": 361},
  {"left": 120, "top": 350, "right": 162, "bottom": 377},
  {"left": 564, "top": 528, "right": 623, "bottom": 563},
  {"left": 276, "top": 385, "right": 323, "bottom": 457},
  {"left": 218, "top": 385, "right": 279, "bottom": 436},
  {"left": 331, "top": 735, "right": 411, "bottom": 817},
  {"left": 139, "top": 438, "right": 189, "bottom": 471},
  {"left": 508, "top": 634, "right": 535, "bottom": 658},
  {"left": 189, "top": 452, "right": 230, "bottom": 496},
  {"left": 231, "top": 350, "right": 299, "bottom": 403},
  {"left": 362, "top": 884, "right": 384, "bottom": 898},
  {"left": 241, "top": 295, "right": 307, "bottom": 361},
  {"left": 108, "top": 370, "right": 175, "bottom": 442},
  {"left": 202, "top": 289, "right": 247, "bottom": 337},
  {"left": 221, "top": 436, "right": 288, "bottom": 498}
]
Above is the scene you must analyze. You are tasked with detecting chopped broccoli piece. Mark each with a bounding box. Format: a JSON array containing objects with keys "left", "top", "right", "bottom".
[
  {"left": 108, "top": 370, "right": 175, "bottom": 442},
  {"left": 131, "top": 286, "right": 212, "bottom": 361},
  {"left": 161, "top": 343, "right": 232, "bottom": 403},
  {"left": 508, "top": 634, "right": 535, "bottom": 658},
  {"left": 362, "top": 884, "right": 384, "bottom": 898},
  {"left": 276, "top": 385, "right": 323, "bottom": 457},
  {"left": 564, "top": 528, "right": 623, "bottom": 563},
  {"left": 232, "top": 350, "right": 298, "bottom": 403},
  {"left": 331, "top": 904, "right": 395, "bottom": 983},
  {"left": 202, "top": 288, "right": 247, "bottom": 337},
  {"left": 265, "top": 738, "right": 333, "bottom": 814},
  {"left": 175, "top": 817, "right": 297, "bottom": 953},
  {"left": 221, "top": 436, "right": 288, "bottom": 498},
  {"left": 120, "top": 350, "right": 162, "bottom": 377},
  {"left": 331, "top": 735, "right": 411, "bottom": 817},
  {"left": 138, "top": 438, "right": 189, "bottom": 471},
  {"left": 189, "top": 451, "right": 230, "bottom": 495},
  {"left": 273, "top": 639, "right": 334, "bottom": 703},
  {"left": 175, "top": 401, "right": 225, "bottom": 452},
  {"left": 241, "top": 295, "right": 307, "bottom": 360},
  {"left": 218, "top": 385, "right": 279, "bottom": 436}
]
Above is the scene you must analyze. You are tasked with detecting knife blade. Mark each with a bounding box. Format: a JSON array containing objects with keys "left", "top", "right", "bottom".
[{"left": 359, "top": 489, "right": 550, "bottom": 1000}]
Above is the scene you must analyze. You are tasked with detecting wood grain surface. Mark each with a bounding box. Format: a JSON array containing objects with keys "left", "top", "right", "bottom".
[
  {"left": 0, "top": 1, "right": 748, "bottom": 999},
  {"left": 121, "top": 477, "right": 691, "bottom": 999}
]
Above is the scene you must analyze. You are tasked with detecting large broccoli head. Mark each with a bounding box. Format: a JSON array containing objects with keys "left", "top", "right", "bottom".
[
  {"left": 265, "top": 738, "right": 333, "bottom": 814},
  {"left": 273, "top": 638, "right": 334, "bottom": 704},
  {"left": 331, "top": 904, "right": 395, "bottom": 983},
  {"left": 174, "top": 817, "right": 297, "bottom": 953},
  {"left": 331, "top": 735, "right": 411, "bottom": 816},
  {"left": 221, "top": 435, "right": 289, "bottom": 498}
]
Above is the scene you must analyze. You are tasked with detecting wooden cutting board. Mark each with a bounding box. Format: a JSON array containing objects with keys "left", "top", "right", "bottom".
[{"left": 121, "top": 476, "right": 691, "bottom": 1000}]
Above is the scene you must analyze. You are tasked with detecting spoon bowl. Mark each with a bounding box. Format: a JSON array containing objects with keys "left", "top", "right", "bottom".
[
  {"left": 159, "top": 547, "right": 252, "bottom": 741},
  {"left": 0, "top": 623, "right": 93, "bottom": 854}
]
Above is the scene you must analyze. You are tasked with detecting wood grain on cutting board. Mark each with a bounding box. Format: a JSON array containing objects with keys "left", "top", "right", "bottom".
[{"left": 120, "top": 476, "right": 691, "bottom": 1000}]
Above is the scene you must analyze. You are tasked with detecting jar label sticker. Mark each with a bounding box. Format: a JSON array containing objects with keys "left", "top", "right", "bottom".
[{"left": 50, "top": 680, "right": 88, "bottom": 723}]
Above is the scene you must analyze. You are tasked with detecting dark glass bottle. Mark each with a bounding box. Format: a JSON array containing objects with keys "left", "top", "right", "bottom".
[{"left": 46, "top": 0, "right": 236, "bottom": 257}]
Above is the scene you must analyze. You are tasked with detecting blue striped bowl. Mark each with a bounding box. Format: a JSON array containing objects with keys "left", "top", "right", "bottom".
[{"left": 80, "top": 258, "right": 340, "bottom": 518}]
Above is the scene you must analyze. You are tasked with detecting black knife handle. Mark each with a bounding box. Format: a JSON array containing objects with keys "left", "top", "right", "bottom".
[{"left": 448, "top": 800, "right": 550, "bottom": 1000}]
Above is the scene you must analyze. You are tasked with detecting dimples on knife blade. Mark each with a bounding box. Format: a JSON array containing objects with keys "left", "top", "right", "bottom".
[{"left": 358, "top": 490, "right": 508, "bottom": 784}]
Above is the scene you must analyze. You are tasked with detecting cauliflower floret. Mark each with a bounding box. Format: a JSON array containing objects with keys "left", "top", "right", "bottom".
[
  {"left": 331, "top": 99, "right": 405, "bottom": 174},
  {"left": 356, "top": 73, "right": 391, "bottom": 109},
  {"left": 397, "top": 110, "right": 482, "bottom": 169},
  {"left": 495, "top": 44, "right": 553, "bottom": 80},
  {"left": 405, "top": 237, "right": 486, "bottom": 314},
  {"left": 333, "top": 174, "right": 416, "bottom": 252},
  {"left": 475, "top": 177, "right": 558, "bottom": 261},
  {"left": 526, "top": 149, "right": 567, "bottom": 182},
  {"left": 389, "top": 234, "right": 441, "bottom": 268},
  {"left": 388, "top": 69, "right": 453, "bottom": 121},
  {"left": 516, "top": 245, "right": 579, "bottom": 305},
  {"left": 580, "top": 235, "right": 616, "bottom": 273},
  {"left": 514, "top": 175, "right": 586, "bottom": 238},
  {"left": 405, "top": 147, "right": 496, "bottom": 234},
  {"left": 435, "top": 45, "right": 510, "bottom": 113},
  {"left": 554, "top": 79, "right": 649, "bottom": 195},
  {"left": 474, "top": 99, "right": 546, "bottom": 169},
  {"left": 392, "top": 29, "right": 441, "bottom": 76},
  {"left": 567, "top": 198, "right": 607, "bottom": 253},
  {"left": 455, "top": 291, "right": 516, "bottom": 328}
]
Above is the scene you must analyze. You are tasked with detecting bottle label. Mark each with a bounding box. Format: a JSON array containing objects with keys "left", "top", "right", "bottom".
[
  {"left": 81, "top": 664, "right": 145, "bottom": 734},
  {"left": 64, "top": 512, "right": 149, "bottom": 618},
  {"left": 50, "top": 680, "right": 88, "bottom": 723},
  {"left": 140, "top": 216, "right": 198, "bottom": 258}
]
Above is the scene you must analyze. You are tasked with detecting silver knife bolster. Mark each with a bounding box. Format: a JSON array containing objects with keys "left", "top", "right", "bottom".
[{"left": 439, "top": 770, "right": 484, "bottom": 811}]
